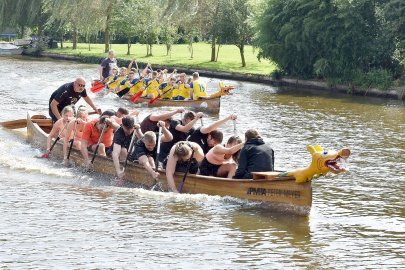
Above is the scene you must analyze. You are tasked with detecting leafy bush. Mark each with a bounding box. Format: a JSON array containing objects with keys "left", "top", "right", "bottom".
[{"left": 351, "top": 69, "right": 393, "bottom": 91}]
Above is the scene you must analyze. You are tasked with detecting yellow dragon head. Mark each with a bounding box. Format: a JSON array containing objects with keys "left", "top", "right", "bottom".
[
  {"left": 209, "top": 82, "right": 235, "bottom": 98},
  {"left": 287, "top": 145, "right": 351, "bottom": 183}
]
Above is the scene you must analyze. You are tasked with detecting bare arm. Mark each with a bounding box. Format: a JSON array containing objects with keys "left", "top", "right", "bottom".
[
  {"left": 83, "top": 96, "right": 98, "bottom": 113},
  {"left": 149, "top": 108, "right": 184, "bottom": 122},
  {"left": 63, "top": 121, "right": 75, "bottom": 159},
  {"left": 165, "top": 147, "right": 179, "bottom": 193},
  {"left": 200, "top": 114, "right": 237, "bottom": 134},
  {"left": 46, "top": 120, "right": 62, "bottom": 151},
  {"left": 99, "top": 66, "right": 104, "bottom": 81},
  {"left": 139, "top": 155, "right": 158, "bottom": 179},
  {"left": 134, "top": 125, "right": 143, "bottom": 139},
  {"left": 212, "top": 142, "right": 244, "bottom": 155},
  {"left": 112, "top": 143, "right": 123, "bottom": 176},
  {"left": 159, "top": 121, "right": 173, "bottom": 142},
  {"left": 176, "top": 112, "right": 203, "bottom": 133},
  {"left": 50, "top": 100, "right": 62, "bottom": 120},
  {"left": 80, "top": 139, "right": 91, "bottom": 166},
  {"left": 190, "top": 141, "right": 205, "bottom": 163}
]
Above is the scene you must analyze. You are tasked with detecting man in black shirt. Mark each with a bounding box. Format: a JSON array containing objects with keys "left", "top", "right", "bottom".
[
  {"left": 111, "top": 116, "right": 142, "bottom": 182},
  {"left": 49, "top": 77, "right": 100, "bottom": 122},
  {"left": 187, "top": 113, "right": 237, "bottom": 154}
]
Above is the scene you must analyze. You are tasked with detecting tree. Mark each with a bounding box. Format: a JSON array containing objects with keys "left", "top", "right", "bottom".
[
  {"left": 221, "top": 0, "right": 256, "bottom": 67},
  {"left": 0, "top": 0, "right": 45, "bottom": 37},
  {"left": 254, "top": 0, "right": 400, "bottom": 80},
  {"left": 111, "top": 0, "right": 142, "bottom": 55}
]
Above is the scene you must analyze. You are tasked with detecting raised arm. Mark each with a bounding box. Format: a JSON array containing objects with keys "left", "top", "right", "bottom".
[
  {"left": 149, "top": 108, "right": 184, "bottom": 122},
  {"left": 212, "top": 142, "right": 244, "bottom": 155},
  {"left": 200, "top": 114, "right": 237, "bottom": 134},
  {"left": 159, "top": 121, "right": 173, "bottom": 142},
  {"left": 176, "top": 112, "right": 203, "bottom": 133},
  {"left": 165, "top": 146, "right": 179, "bottom": 193}
]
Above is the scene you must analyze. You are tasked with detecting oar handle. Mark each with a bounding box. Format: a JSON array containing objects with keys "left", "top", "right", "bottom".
[
  {"left": 233, "top": 119, "right": 237, "bottom": 136},
  {"left": 91, "top": 123, "right": 108, "bottom": 164},
  {"left": 123, "top": 126, "right": 138, "bottom": 170},
  {"left": 134, "top": 60, "right": 141, "bottom": 78},
  {"left": 155, "top": 125, "right": 162, "bottom": 171}
]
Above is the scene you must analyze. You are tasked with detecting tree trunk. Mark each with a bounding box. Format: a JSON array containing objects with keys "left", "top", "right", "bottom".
[
  {"left": 20, "top": 25, "right": 24, "bottom": 38},
  {"left": 104, "top": 1, "right": 115, "bottom": 53},
  {"left": 147, "top": 44, "right": 149, "bottom": 56},
  {"left": 239, "top": 43, "right": 246, "bottom": 67},
  {"left": 72, "top": 26, "right": 78, "bottom": 50},
  {"left": 150, "top": 44, "right": 153, "bottom": 56},
  {"left": 210, "top": 38, "right": 216, "bottom": 62},
  {"left": 60, "top": 33, "right": 64, "bottom": 49},
  {"left": 127, "top": 38, "right": 131, "bottom": 55},
  {"left": 166, "top": 44, "right": 171, "bottom": 56},
  {"left": 215, "top": 43, "right": 221, "bottom": 62},
  {"left": 88, "top": 34, "right": 91, "bottom": 51},
  {"left": 189, "top": 42, "right": 194, "bottom": 59}
]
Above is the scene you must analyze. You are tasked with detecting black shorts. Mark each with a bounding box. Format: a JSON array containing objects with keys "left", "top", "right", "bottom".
[{"left": 199, "top": 158, "right": 220, "bottom": 176}]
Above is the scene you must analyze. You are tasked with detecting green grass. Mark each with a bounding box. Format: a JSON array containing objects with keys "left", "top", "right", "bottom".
[{"left": 45, "top": 42, "right": 277, "bottom": 75}]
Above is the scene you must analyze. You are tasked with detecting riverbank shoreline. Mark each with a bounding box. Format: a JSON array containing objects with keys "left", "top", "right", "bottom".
[{"left": 38, "top": 51, "right": 405, "bottom": 101}]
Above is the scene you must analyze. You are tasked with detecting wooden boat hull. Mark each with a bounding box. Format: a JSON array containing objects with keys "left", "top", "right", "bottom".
[
  {"left": 123, "top": 95, "right": 221, "bottom": 114},
  {"left": 26, "top": 113, "right": 312, "bottom": 215}
]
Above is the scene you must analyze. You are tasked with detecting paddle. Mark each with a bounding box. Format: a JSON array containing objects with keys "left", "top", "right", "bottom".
[
  {"left": 134, "top": 60, "right": 141, "bottom": 77},
  {"left": 41, "top": 121, "right": 69, "bottom": 158},
  {"left": 130, "top": 78, "right": 155, "bottom": 103},
  {"left": 90, "top": 123, "right": 108, "bottom": 164},
  {"left": 90, "top": 81, "right": 105, "bottom": 93},
  {"left": 130, "top": 90, "right": 144, "bottom": 103},
  {"left": 148, "top": 87, "right": 173, "bottom": 104},
  {"left": 155, "top": 125, "right": 162, "bottom": 171},
  {"left": 233, "top": 119, "right": 237, "bottom": 136},
  {"left": 123, "top": 126, "right": 138, "bottom": 171},
  {"left": 178, "top": 145, "right": 195, "bottom": 193},
  {"left": 66, "top": 119, "right": 80, "bottom": 161}
]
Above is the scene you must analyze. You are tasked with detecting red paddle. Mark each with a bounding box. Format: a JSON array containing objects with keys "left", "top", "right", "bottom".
[
  {"left": 90, "top": 81, "right": 105, "bottom": 93},
  {"left": 130, "top": 90, "right": 144, "bottom": 103},
  {"left": 148, "top": 87, "right": 173, "bottom": 104}
]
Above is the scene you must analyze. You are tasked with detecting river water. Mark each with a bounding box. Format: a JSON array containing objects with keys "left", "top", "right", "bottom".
[{"left": 0, "top": 56, "right": 403, "bottom": 269}]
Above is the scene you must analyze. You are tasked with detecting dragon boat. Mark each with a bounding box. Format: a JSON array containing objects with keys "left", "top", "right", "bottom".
[
  {"left": 0, "top": 113, "right": 350, "bottom": 216},
  {"left": 122, "top": 95, "right": 221, "bottom": 114}
]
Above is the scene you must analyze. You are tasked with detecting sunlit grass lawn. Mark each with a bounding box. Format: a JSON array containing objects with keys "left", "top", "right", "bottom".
[{"left": 45, "top": 42, "right": 276, "bottom": 75}]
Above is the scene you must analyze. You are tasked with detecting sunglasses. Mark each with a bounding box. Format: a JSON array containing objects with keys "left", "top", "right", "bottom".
[
  {"left": 129, "top": 73, "right": 135, "bottom": 75},
  {"left": 78, "top": 84, "right": 86, "bottom": 87}
]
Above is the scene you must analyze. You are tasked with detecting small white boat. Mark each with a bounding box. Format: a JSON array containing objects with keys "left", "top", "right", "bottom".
[{"left": 0, "top": 43, "right": 23, "bottom": 55}]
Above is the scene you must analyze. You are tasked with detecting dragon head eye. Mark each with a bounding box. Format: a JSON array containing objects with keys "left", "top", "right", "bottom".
[{"left": 322, "top": 151, "right": 328, "bottom": 157}]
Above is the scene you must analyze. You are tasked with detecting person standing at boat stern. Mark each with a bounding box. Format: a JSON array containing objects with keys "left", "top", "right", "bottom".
[
  {"left": 49, "top": 77, "right": 100, "bottom": 122},
  {"left": 100, "top": 49, "right": 117, "bottom": 81},
  {"left": 234, "top": 129, "right": 274, "bottom": 179}
]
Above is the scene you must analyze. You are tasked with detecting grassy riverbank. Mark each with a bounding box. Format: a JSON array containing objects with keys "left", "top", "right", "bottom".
[{"left": 44, "top": 42, "right": 277, "bottom": 75}]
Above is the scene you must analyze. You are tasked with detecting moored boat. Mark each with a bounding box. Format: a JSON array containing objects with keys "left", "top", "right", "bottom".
[
  {"left": 122, "top": 95, "right": 221, "bottom": 114},
  {"left": 24, "top": 112, "right": 313, "bottom": 215},
  {"left": 0, "top": 43, "right": 23, "bottom": 55}
]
